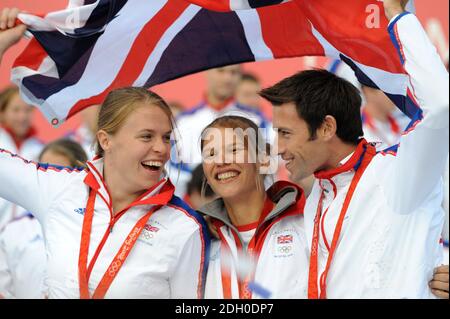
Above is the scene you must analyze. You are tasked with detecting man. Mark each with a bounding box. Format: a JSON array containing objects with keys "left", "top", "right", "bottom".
[
  {"left": 235, "top": 73, "right": 262, "bottom": 111},
  {"left": 169, "top": 65, "right": 271, "bottom": 197},
  {"left": 260, "top": 0, "right": 449, "bottom": 298}
]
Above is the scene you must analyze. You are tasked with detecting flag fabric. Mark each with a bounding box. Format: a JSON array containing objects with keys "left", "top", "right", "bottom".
[
  {"left": 11, "top": 0, "right": 420, "bottom": 126},
  {"left": 186, "top": 0, "right": 289, "bottom": 11}
]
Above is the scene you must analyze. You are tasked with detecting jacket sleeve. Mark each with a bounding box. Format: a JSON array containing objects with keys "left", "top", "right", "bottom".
[
  {"left": 170, "top": 227, "right": 209, "bottom": 299},
  {"left": 0, "top": 238, "right": 13, "bottom": 299},
  {"left": 382, "top": 13, "right": 449, "bottom": 214},
  {"left": 0, "top": 148, "right": 73, "bottom": 223}
]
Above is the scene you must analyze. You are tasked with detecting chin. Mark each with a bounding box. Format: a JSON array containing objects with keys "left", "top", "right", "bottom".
[
  {"left": 142, "top": 178, "right": 160, "bottom": 190},
  {"left": 213, "top": 187, "right": 240, "bottom": 200},
  {"left": 222, "top": 186, "right": 251, "bottom": 201}
]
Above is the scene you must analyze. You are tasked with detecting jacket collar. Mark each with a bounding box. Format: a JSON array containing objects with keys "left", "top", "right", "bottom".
[
  {"left": 0, "top": 125, "right": 37, "bottom": 150},
  {"left": 314, "top": 139, "right": 368, "bottom": 180},
  {"left": 83, "top": 157, "right": 174, "bottom": 210},
  {"left": 203, "top": 94, "right": 235, "bottom": 112},
  {"left": 199, "top": 181, "right": 305, "bottom": 236}
]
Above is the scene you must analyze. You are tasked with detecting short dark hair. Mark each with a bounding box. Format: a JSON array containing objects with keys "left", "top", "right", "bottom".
[
  {"left": 240, "top": 73, "right": 260, "bottom": 84},
  {"left": 187, "top": 164, "right": 215, "bottom": 198},
  {"left": 259, "top": 69, "right": 363, "bottom": 144}
]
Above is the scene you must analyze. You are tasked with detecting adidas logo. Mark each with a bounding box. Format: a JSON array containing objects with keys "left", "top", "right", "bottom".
[{"left": 74, "top": 208, "right": 86, "bottom": 215}]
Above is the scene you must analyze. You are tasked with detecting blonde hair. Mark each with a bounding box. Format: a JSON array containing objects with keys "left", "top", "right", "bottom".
[
  {"left": 0, "top": 86, "right": 19, "bottom": 113},
  {"left": 96, "top": 87, "right": 174, "bottom": 157}
]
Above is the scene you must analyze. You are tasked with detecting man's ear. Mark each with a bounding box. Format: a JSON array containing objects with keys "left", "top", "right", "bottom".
[
  {"left": 318, "top": 115, "right": 337, "bottom": 142},
  {"left": 97, "top": 129, "right": 111, "bottom": 153}
]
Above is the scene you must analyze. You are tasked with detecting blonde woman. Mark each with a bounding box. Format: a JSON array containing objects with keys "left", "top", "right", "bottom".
[{"left": 0, "top": 87, "right": 209, "bottom": 298}]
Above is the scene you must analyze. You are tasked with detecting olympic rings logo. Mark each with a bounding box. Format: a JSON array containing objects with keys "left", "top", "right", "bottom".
[
  {"left": 141, "top": 230, "right": 154, "bottom": 240},
  {"left": 278, "top": 246, "right": 292, "bottom": 254},
  {"left": 108, "top": 260, "right": 122, "bottom": 276}
]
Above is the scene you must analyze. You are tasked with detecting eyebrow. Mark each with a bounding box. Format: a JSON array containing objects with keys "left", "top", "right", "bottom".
[
  {"left": 138, "top": 129, "right": 172, "bottom": 135},
  {"left": 274, "top": 127, "right": 292, "bottom": 132}
]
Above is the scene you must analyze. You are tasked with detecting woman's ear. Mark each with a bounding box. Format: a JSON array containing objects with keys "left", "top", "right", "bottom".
[{"left": 97, "top": 130, "right": 111, "bottom": 153}]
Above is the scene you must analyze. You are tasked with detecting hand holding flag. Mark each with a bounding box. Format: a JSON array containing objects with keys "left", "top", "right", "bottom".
[{"left": 0, "top": 8, "right": 26, "bottom": 60}]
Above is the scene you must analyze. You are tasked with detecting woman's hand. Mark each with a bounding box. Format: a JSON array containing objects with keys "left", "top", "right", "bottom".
[{"left": 0, "top": 8, "right": 26, "bottom": 60}]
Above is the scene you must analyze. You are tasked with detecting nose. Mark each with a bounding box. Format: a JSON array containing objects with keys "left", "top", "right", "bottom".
[
  {"left": 152, "top": 136, "right": 168, "bottom": 155},
  {"left": 215, "top": 150, "right": 231, "bottom": 165}
]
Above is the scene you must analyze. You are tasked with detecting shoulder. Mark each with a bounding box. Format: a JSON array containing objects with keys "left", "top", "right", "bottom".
[
  {"left": 365, "top": 147, "right": 397, "bottom": 174},
  {"left": 27, "top": 136, "right": 45, "bottom": 147},
  {"left": 234, "top": 104, "right": 268, "bottom": 120},
  {"left": 35, "top": 162, "right": 88, "bottom": 177},
  {"left": 176, "top": 103, "right": 207, "bottom": 120},
  {"left": 166, "top": 196, "right": 208, "bottom": 232}
]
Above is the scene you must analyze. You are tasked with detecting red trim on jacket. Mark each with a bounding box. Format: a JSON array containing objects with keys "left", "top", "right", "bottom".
[
  {"left": 314, "top": 139, "right": 367, "bottom": 180},
  {"left": 1, "top": 125, "right": 38, "bottom": 151}
]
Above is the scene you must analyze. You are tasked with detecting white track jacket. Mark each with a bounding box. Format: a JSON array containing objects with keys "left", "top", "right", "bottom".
[
  {"left": 0, "top": 214, "right": 46, "bottom": 298},
  {"left": 0, "top": 126, "right": 43, "bottom": 231},
  {"left": 0, "top": 154, "right": 209, "bottom": 298},
  {"left": 304, "top": 13, "right": 449, "bottom": 299},
  {"left": 202, "top": 181, "right": 309, "bottom": 299}
]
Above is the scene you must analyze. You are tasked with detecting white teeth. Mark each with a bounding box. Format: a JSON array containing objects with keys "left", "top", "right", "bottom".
[
  {"left": 142, "top": 161, "right": 162, "bottom": 167},
  {"left": 217, "top": 171, "right": 238, "bottom": 181}
]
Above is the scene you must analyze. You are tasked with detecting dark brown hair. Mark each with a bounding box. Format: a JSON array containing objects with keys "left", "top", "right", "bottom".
[{"left": 260, "top": 69, "right": 363, "bottom": 144}]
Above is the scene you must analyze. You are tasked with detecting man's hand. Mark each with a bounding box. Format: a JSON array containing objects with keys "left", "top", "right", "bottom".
[
  {"left": 382, "top": 0, "right": 408, "bottom": 21},
  {"left": 430, "top": 265, "right": 449, "bottom": 299},
  {"left": 0, "top": 8, "right": 26, "bottom": 60}
]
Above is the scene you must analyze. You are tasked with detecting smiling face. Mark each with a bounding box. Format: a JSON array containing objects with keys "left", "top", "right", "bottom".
[
  {"left": 201, "top": 126, "right": 263, "bottom": 201},
  {"left": 273, "top": 102, "right": 329, "bottom": 181},
  {"left": 100, "top": 103, "right": 172, "bottom": 193}
]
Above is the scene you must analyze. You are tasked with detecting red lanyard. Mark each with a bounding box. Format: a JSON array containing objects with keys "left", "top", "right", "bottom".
[
  {"left": 78, "top": 185, "right": 172, "bottom": 299},
  {"left": 308, "top": 143, "right": 376, "bottom": 299},
  {"left": 216, "top": 223, "right": 260, "bottom": 299}
]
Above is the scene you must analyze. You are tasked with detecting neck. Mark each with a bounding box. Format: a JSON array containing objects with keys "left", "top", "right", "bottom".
[
  {"left": 364, "top": 102, "right": 390, "bottom": 122},
  {"left": 206, "top": 92, "right": 230, "bottom": 110},
  {"left": 223, "top": 187, "right": 266, "bottom": 228},
  {"left": 103, "top": 161, "right": 144, "bottom": 216},
  {"left": 324, "top": 141, "right": 358, "bottom": 171},
  {"left": 2, "top": 124, "right": 27, "bottom": 142}
]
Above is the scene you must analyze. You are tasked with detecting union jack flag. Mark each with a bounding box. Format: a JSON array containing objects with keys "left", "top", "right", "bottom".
[
  {"left": 11, "top": 0, "right": 419, "bottom": 126},
  {"left": 277, "top": 234, "right": 293, "bottom": 244},
  {"left": 144, "top": 224, "right": 160, "bottom": 232}
]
